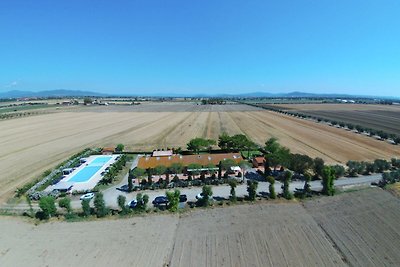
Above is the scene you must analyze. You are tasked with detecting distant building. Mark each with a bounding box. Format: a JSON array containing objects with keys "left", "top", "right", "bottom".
[
  {"left": 102, "top": 147, "right": 115, "bottom": 155},
  {"left": 152, "top": 150, "right": 173, "bottom": 157},
  {"left": 252, "top": 156, "right": 265, "bottom": 168}
]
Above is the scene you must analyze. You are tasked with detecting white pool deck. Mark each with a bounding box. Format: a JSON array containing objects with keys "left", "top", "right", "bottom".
[{"left": 48, "top": 154, "right": 120, "bottom": 192}]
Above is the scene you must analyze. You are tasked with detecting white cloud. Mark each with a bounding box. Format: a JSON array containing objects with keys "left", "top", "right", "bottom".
[{"left": 4, "top": 81, "right": 18, "bottom": 88}]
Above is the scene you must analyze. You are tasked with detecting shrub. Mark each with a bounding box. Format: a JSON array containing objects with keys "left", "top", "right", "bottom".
[
  {"left": 266, "top": 176, "right": 276, "bottom": 199},
  {"left": 94, "top": 192, "right": 108, "bottom": 217},
  {"left": 115, "top": 144, "right": 124, "bottom": 152},
  {"left": 58, "top": 197, "right": 72, "bottom": 213},
  {"left": 331, "top": 165, "right": 345, "bottom": 178},
  {"left": 322, "top": 166, "right": 335, "bottom": 196},
  {"left": 228, "top": 180, "right": 237, "bottom": 201},
  {"left": 166, "top": 189, "right": 180, "bottom": 212},
  {"left": 282, "top": 171, "right": 293, "bottom": 200},
  {"left": 246, "top": 180, "right": 258, "bottom": 201},
  {"left": 81, "top": 199, "right": 91, "bottom": 217},
  {"left": 117, "top": 195, "right": 128, "bottom": 214},
  {"left": 199, "top": 185, "right": 213, "bottom": 207},
  {"left": 39, "top": 196, "right": 57, "bottom": 219}
]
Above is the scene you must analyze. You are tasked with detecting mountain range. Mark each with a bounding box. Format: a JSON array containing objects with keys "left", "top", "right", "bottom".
[{"left": 0, "top": 89, "right": 396, "bottom": 99}]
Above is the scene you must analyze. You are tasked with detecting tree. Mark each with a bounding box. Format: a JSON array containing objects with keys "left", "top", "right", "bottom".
[
  {"left": 39, "top": 196, "right": 57, "bottom": 219},
  {"left": 282, "top": 171, "right": 293, "bottom": 200},
  {"left": 322, "top": 166, "right": 335, "bottom": 196},
  {"left": 81, "top": 199, "right": 91, "bottom": 217},
  {"left": 154, "top": 165, "right": 167, "bottom": 178},
  {"left": 166, "top": 189, "right": 180, "bottom": 212},
  {"left": 374, "top": 159, "right": 390, "bottom": 173},
  {"left": 264, "top": 157, "right": 271, "bottom": 176},
  {"left": 231, "top": 134, "right": 255, "bottom": 152},
  {"left": 331, "top": 164, "right": 345, "bottom": 178},
  {"left": 83, "top": 97, "right": 92, "bottom": 105},
  {"left": 264, "top": 137, "right": 280, "bottom": 154},
  {"left": 128, "top": 174, "right": 133, "bottom": 192},
  {"left": 229, "top": 179, "right": 237, "bottom": 201},
  {"left": 94, "top": 192, "right": 108, "bottom": 217},
  {"left": 187, "top": 138, "right": 216, "bottom": 154},
  {"left": 147, "top": 168, "right": 154, "bottom": 184},
  {"left": 313, "top": 158, "right": 325, "bottom": 179},
  {"left": 218, "top": 161, "right": 222, "bottom": 179},
  {"left": 220, "top": 159, "right": 236, "bottom": 172},
  {"left": 58, "top": 197, "right": 72, "bottom": 213},
  {"left": 264, "top": 138, "right": 291, "bottom": 169},
  {"left": 117, "top": 195, "right": 128, "bottom": 214},
  {"left": 188, "top": 163, "right": 202, "bottom": 177},
  {"left": 131, "top": 167, "right": 146, "bottom": 178},
  {"left": 247, "top": 180, "right": 258, "bottom": 201},
  {"left": 115, "top": 144, "right": 124, "bottom": 152},
  {"left": 199, "top": 185, "right": 213, "bottom": 207},
  {"left": 346, "top": 161, "right": 363, "bottom": 177},
  {"left": 169, "top": 163, "right": 183, "bottom": 174},
  {"left": 364, "top": 162, "right": 376, "bottom": 175},
  {"left": 218, "top": 133, "right": 233, "bottom": 151},
  {"left": 289, "top": 153, "right": 314, "bottom": 175},
  {"left": 303, "top": 173, "right": 312, "bottom": 194},
  {"left": 266, "top": 176, "right": 276, "bottom": 199},
  {"left": 136, "top": 194, "right": 149, "bottom": 211}
]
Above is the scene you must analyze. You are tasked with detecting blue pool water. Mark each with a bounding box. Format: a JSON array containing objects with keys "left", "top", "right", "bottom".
[
  {"left": 91, "top": 156, "right": 112, "bottom": 165},
  {"left": 67, "top": 156, "right": 112, "bottom": 183}
]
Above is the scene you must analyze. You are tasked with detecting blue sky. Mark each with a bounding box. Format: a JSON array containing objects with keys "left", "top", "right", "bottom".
[{"left": 1, "top": 0, "right": 399, "bottom": 97}]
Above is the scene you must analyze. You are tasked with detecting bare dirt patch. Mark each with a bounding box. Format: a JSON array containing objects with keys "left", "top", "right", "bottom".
[
  {"left": 304, "top": 188, "right": 400, "bottom": 267},
  {"left": 0, "top": 215, "right": 179, "bottom": 267}
]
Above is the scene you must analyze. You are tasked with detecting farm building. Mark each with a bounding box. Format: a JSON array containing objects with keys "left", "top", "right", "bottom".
[
  {"left": 152, "top": 150, "right": 173, "bottom": 157},
  {"left": 252, "top": 156, "right": 265, "bottom": 168},
  {"left": 137, "top": 153, "right": 243, "bottom": 172},
  {"left": 102, "top": 147, "right": 115, "bottom": 155}
]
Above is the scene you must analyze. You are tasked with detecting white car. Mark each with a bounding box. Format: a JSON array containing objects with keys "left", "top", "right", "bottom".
[
  {"left": 80, "top": 192, "right": 95, "bottom": 200},
  {"left": 196, "top": 192, "right": 204, "bottom": 200}
]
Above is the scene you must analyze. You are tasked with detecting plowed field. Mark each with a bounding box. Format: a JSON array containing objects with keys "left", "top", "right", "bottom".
[
  {"left": 272, "top": 103, "right": 400, "bottom": 135},
  {"left": 305, "top": 188, "right": 400, "bottom": 267}
]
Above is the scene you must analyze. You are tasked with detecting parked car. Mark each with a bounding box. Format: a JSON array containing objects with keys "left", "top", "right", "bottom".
[
  {"left": 195, "top": 192, "right": 204, "bottom": 200},
  {"left": 117, "top": 184, "right": 130, "bottom": 192},
  {"left": 152, "top": 196, "right": 168, "bottom": 206},
  {"left": 80, "top": 192, "right": 95, "bottom": 200},
  {"left": 128, "top": 199, "right": 138, "bottom": 208},
  {"left": 179, "top": 194, "right": 187, "bottom": 202}
]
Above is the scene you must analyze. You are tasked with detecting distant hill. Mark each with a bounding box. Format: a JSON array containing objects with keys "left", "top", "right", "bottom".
[
  {"left": 0, "top": 89, "right": 106, "bottom": 99},
  {"left": 0, "top": 89, "right": 396, "bottom": 100}
]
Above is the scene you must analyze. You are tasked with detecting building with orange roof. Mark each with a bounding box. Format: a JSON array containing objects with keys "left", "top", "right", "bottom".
[{"left": 137, "top": 153, "right": 243, "bottom": 171}]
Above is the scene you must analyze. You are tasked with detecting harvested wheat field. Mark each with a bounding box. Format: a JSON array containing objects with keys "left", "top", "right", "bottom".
[
  {"left": 169, "top": 203, "right": 346, "bottom": 267},
  {"left": 304, "top": 188, "right": 400, "bottom": 267},
  {"left": 0, "top": 103, "right": 399, "bottom": 202}
]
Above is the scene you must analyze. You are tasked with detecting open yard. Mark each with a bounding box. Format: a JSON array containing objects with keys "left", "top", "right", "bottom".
[
  {"left": 270, "top": 103, "right": 400, "bottom": 135},
  {"left": 1, "top": 188, "right": 400, "bottom": 266},
  {"left": 0, "top": 102, "right": 399, "bottom": 202}
]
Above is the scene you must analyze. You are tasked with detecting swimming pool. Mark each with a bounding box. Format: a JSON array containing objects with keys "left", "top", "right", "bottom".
[
  {"left": 67, "top": 156, "right": 112, "bottom": 183},
  {"left": 90, "top": 156, "right": 112, "bottom": 165}
]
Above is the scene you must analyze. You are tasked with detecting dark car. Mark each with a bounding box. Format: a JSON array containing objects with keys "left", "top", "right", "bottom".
[
  {"left": 179, "top": 194, "right": 187, "bottom": 202},
  {"left": 117, "top": 184, "right": 130, "bottom": 192},
  {"left": 152, "top": 196, "right": 168, "bottom": 206}
]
